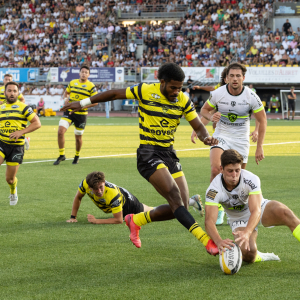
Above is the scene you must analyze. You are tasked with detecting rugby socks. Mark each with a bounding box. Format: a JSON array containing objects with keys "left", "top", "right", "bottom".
[
  {"left": 275, "top": 108, "right": 278, "bottom": 113},
  {"left": 75, "top": 150, "right": 80, "bottom": 156},
  {"left": 9, "top": 177, "right": 18, "bottom": 194},
  {"left": 293, "top": 224, "right": 300, "bottom": 242},
  {"left": 174, "top": 206, "right": 210, "bottom": 246},
  {"left": 59, "top": 148, "right": 65, "bottom": 156},
  {"left": 254, "top": 252, "right": 262, "bottom": 262},
  {"left": 133, "top": 211, "right": 152, "bottom": 227}
]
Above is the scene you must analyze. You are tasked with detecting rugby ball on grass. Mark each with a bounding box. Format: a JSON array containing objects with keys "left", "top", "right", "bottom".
[{"left": 219, "top": 243, "right": 242, "bottom": 275}]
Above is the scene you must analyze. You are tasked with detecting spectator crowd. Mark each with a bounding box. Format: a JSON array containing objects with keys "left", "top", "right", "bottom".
[{"left": 0, "top": 0, "right": 299, "bottom": 71}]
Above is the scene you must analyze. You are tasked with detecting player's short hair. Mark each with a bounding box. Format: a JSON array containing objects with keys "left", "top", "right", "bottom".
[
  {"left": 80, "top": 65, "right": 90, "bottom": 73},
  {"left": 86, "top": 171, "right": 105, "bottom": 189},
  {"left": 5, "top": 81, "right": 19, "bottom": 91},
  {"left": 220, "top": 67, "right": 228, "bottom": 86},
  {"left": 227, "top": 63, "right": 247, "bottom": 76},
  {"left": 4, "top": 74, "right": 13, "bottom": 79},
  {"left": 221, "top": 150, "right": 243, "bottom": 168},
  {"left": 157, "top": 63, "right": 185, "bottom": 83}
]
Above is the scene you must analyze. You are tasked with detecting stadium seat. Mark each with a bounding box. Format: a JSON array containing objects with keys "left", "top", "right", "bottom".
[
  {"left": 262, "top": 101, "right": 266, "bottom": 107},
  {"left": 244, "top": 65, "right": 250, "bottom": 67},
  {"left": 265, "top": 64, "right": 270, "bottom": 67},
  {"left": 286, "top": 65, "right": 292, "bottom": 67},
  {"left": 257, "top": 65, "right": 263, "bottom": 67},
  {"left": 272, "top": 65, "right": 277, "bottom": 67},
  {"left": 293, "top": 65, "right": 298, "bottom": 67}
]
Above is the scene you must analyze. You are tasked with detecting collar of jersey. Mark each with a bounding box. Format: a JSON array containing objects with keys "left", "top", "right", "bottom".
[{"left": 221, "top": 174, "right": 241, "bottom": 192}]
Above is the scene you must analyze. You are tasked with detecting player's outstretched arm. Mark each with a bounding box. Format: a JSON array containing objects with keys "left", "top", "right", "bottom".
[
  {"left": 193, "top": 86, "right": 215, "bottom": 92},
  {"left": 87, "top": 211, "right": 123, "bottom": 224},
  {"left": 60, "top": 89, "right": 127, "bottom": 113},
  {"left": 66, "top": 191, "right": 84, "bottom": 223},
  {"left": 9, "top": 115, "right": 41, "bottom": 142},
  {"left": 233, "top": 194, "right": 261, "bottom": 251},
  {"left": 253, "top": 110, "right": 267, "bottom": 164},
  {"left": 191, "top": 111, "right": 216, "bottom": 143},
  {"left": 205, "top": 205, "right": 235, "bottom": 254},
  {"left": 189, "top": 116, "right": 218, "bottom": 146}
]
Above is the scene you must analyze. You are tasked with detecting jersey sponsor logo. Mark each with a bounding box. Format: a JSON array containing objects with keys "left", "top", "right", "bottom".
[
  {"left": 150, "top": 128, "right": 176, "bottom": 136},
  {"left": 12, "top": 105, "right": 19, "bottom": 108},
  {"left": 5, "top": 111, "right": 10, "bottom": 117},
  {"left": 27, "top": 107, "right": 33, "bottom": 114},
  {"left": 238, "top": 100, "right": 248, "bottom": 105},
  {"left": 228, "top": 113, "right": 238, "bottom": 123},
  {"left": 160, "top": 119, "right": 169, "bottom": 128},
  {"left": 111, "top": 199, "right": 121, "bottom": 208},
  {"left": 207, "top": 189, "right": 218, "bottom": 200},
  {"left": 162, "top": 105, "right": 169, "bottom": 114},
  {"left": 151, "top": 93, "right": 160, "bottom": 99},
  {"left": 75, "top": 95, "right": 79, "bottom": 99},
  {"left": 220, "top": 102, "right": 229, "bottom": 105},
  {"left": 12, "top": 153, "right": 23, "bottom": 161},
  {"left": 82, "top": 85, "right": 87, "bottom": 87},
  {"left": 232, "top": 195, "right": 239, "bottom": 200},
  {"left": 147, "top": 101, "right": 157, "bottom": 106},
  {"left": 75, "top": 82, "right": 78, "bottom": 85},
  {"left": 228, "top": 205, "right": 245, "bottom": 211},
  {"left": 231, "top": 101, "right": 236, "bottom": 107},
  {"left": 243, "top": 179, "right": 257, "bottom": 190},
  {"left": 1, "top": 105, "right": 5, "bottom": 109},
  {"left": 215, "top": 137, "right": 226, "bottom": 145},
  {"left": 78, "top": 123, "right": 86, "bottom": 128}
]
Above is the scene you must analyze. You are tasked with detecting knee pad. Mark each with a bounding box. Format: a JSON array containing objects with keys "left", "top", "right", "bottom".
[
  {"left": 74, "top": 128, "right": 84, "bottom": 136},
  {"left": 59, "top": 119, "right": 70, "bottom": 129}
]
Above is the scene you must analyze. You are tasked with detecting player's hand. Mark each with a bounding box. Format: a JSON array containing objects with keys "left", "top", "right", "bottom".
[
  {"left": 192, "top": 86, "right": 200, "bottom": 90},
  {"left": 60, "top": 101, "right": 81, "bottom": 114},
  {"left": 233, "top": 230, "right": 251, "bottom": 251},
  {"left": 250, "top": 130, "right": 258, "bottom": 143},
  {"left": 255, "top": 146, "right": 264, "bottom": 165},
  {"left": 9, "top": 131, "right": 23, "bottom": 141},
  {"left": 87, "top": 214, "right": 97, "bottom": 224},
  {"left": 191, "top": 130, "right": 198, "bottom": 144},
  {"left": 66, "top": 218, "right": 78, "bottom": 223},
  {"left": 63, "top": 98, "right": 69, "bottom": 105},
  {"left": 210, "top": 112, "right": 221, "bottom": 122},
  {"left": 202, "top": 136, "right": 218, "bottom": 146},
  {"left": 216, "top": 239, "right": 236, "bottom": 254},
  {"left": 0, "top": 101, "right": 3, "bottom": 105}
]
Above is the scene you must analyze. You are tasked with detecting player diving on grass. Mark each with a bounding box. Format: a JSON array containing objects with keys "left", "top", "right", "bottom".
[
  {"left": 192, "top": 63, "right": 267, "bottom": 225},
  {"left": 0, "top": 82, "right": 41, "bottom": 204},
  {"left": 205, "top": 149, "right": 300, "bottom": 262},
  {"left": 61, "top": 63, "right": 219, "bottom": 255},
  {"left": 54, "top": 65, "right": 98, "bottom": 165},
  {"left": 66, "top": 171, "right": 204, "bottom": 224},
  {"left": 0, "top": 73, "right": 30, "bottom": 150}
]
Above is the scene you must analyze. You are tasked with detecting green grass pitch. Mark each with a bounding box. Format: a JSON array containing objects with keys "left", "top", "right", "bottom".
[{"left": 0, "top": 117, "right": 299, "bottom": 299}]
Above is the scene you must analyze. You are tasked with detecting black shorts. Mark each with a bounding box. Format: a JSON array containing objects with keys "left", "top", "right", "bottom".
[
  {"left": 0, "top": 140, "right": 24, "bottom": 165},
  {"left": 122, "top": 193, "right": 144, "bottom": 216},
  {"left": 62, "top": 110, "right": 87, "bottom": 130},
  {"left": 137, "top": 145, "right": 183, "bottom": 181},
  {"left": 288, "top": 100, "right": 295, "bottom": 111}
]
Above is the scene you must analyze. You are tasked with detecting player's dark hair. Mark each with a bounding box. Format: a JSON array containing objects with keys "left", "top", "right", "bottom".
[
  {"left": 4, "top": 73, "right": 13, "bottom": 78},
  {"left": 80, "top": 65, "right": 90, "bottom": 73},
  {"left": 220, "top": 67, "right": 228, "bottom": 86},
  {"left": 157, "top": 63, "right": 185, "bottom": 83},
  {"left": 5, "top": 81, "right": 19, "bottom": 91},
  {"left": 221, "top": 150, "right": 243, "bottom": 168},
  {"left": 227, "top": 63, "right": 247, "bottom": 76},
  {"left": 86, "top": 171, "right": 105, "bottom": 189}
]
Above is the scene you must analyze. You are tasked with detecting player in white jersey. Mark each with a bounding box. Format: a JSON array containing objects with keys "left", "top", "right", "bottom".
[{"left": 205, "top": 150, "right": 300, "bottom": 263}]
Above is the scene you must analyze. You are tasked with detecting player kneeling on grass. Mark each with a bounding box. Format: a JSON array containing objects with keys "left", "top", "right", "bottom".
[
  {"left": 66, "top": 171, "right": 154, "bottom": 224},
  {"left": 205, "top": 149, "right": 300, "bottom": 263},
  {"left": 0, "top": 82, "right": 41, "bottom": 205}
]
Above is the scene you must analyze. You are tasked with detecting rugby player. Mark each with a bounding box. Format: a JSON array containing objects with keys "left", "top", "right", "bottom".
[
  {"left": 61, "top": 63, "right": 219, "bottom": 255},
  {"left": 0, "top": 74, "right": 30, "bottom": 150},
  {"left": 0, "top": 82, "right": 41, "bottom": 204},
  {"left": 53, "top": 65, "right": 97, "bottom": 165},
  {"left": 205, "top": 149, "right": 300, "bottom": 262}
]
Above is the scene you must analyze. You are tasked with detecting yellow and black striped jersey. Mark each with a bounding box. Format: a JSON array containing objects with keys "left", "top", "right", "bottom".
[
  {"left": 0, "top": 101, "right": 36, "bottom": 145},
  {"left": 0, "top": 86, "right": 24, "bottom": 103},
  {"left": 66, "top": 79, "right": 97, "bottom": 115},
  {"left": 126, "top": 83, "right": 198, "bottom": 147},
  {"left": 78, "top": 179, "right": 132, "bottom": 214}
]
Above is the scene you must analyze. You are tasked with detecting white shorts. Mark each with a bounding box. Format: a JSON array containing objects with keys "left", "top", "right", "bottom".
[
  {"left": 211, "top": 135, "right": 250, "bottom": 163},
  {"left": 228, "top": 199, "right": 271, "bottom": 232}
]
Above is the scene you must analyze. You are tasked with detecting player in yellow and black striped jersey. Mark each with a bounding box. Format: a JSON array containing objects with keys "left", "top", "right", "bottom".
[
  {"left": 66, "top": 171, "right": 153, "bottom": 224},
  {"left": 54, "top": 65, "right": 98, "bottom": 166},
  {"left": 0, "top": 81, "right": 41, "bottom": 205},
  {"left": 0, "top": 74, "right": 25, "bottom": 104},
  {"left": 61, "top": 63, "right": 220, "bottom": 255}
]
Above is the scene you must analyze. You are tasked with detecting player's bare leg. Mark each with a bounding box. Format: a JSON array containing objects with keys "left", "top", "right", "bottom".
[
  {"left": 6, "top": 164, "right": 20, "bottom": 205},
  {"left": 126, "top": 168, "right": 218, "bottom": 254},
  {"left": 54, "top": 126, "right": 68, "bottom": 165},
  {"left": 73, "top": 134, "right": 83, "bottom": 164}
]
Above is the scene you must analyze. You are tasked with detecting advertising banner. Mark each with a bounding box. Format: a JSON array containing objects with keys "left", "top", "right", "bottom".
[
  {"left": 244, "top": 67, "right": 300, "bottom": 83},
  {"left": 141, "top": 67, "right": 220, "bottom": 83},
  {"left": 24, "top": 95, "right": 63, "bottom": 111},
  {"left": 47, "top": 68, "right": 59, "bottom": 82},
  {"left": 0, "top": 68, "right": 39, "bottom": 82},
  {"left": 58, "top": 67, "right": 124, "bottom": 83}
]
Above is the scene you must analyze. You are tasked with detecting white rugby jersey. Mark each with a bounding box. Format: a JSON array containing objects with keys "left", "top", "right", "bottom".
[
  {"left": 207, "top": 85, "right": 264, "bottom": 139},
  {"left": 205, "top": 169, "right": 262, "bottom": 216}
]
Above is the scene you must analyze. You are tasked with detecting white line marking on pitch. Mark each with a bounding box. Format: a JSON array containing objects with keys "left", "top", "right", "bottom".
[{"left": 6, "top": 140, "right": 297, "bottom": 166}]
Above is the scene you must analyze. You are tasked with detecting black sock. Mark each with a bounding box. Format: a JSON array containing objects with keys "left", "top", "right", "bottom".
[{"left": 173, "top": 206, "right": 196, "bottom": 230}]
